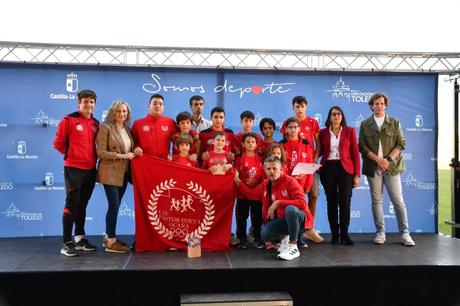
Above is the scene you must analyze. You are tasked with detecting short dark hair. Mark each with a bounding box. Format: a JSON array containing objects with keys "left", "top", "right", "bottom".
[
  {"left": 176, "top": 111, "right": 192, "bottom": 124},
  {"left": 211, "top": 106, "right": 225, "bottom": 116},
  {"left": 264, "top": 156, "right": 282, "bottom": 165},
  {"left": 285, "top": 117, "right": 299, "bottom": 127},
  {"left": 325, "top": 106, "right": 347, "bottom": 128},
  {"left": 77, "top": 89, "right": 97, "bottom": 102},
  {"left": 240, "top": 110, "right": 255, "bottom": 121},
  {"left": 176, "top": 134, "right": 194, "bottom": 146},
  {"left": 212, "top": 131, "right": 226, "bottom": 139},
  {"left": 368, "top": 92, "right": 389, "bottom": 108},
  {"left": 189, "top": 95, "right": 204, "bottom": 106},
  {"left": 149, "top": 94, "right": 164, "bottom": 103},
  {"left": 292, "top": 95, "right": 307, "bottom": 106},
  {"left": 259, "top": 117, "right": 276, "bottom": 132},
  {"left": 242, "top": 132, "right": 258, "bottom": 143}
]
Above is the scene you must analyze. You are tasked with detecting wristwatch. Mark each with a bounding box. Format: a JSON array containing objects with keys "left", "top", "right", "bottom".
[{"left": 385, "top": 156, "right": 393, "bottom": 162}]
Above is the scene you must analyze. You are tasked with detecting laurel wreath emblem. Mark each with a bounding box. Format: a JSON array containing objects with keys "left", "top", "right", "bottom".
[{"left": 147, "top": 179, "right": 215, "bottom": 241}]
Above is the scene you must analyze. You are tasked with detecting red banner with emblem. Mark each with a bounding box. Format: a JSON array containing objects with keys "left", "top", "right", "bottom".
[{"left": 132, "top": 155, "right": 235, "bottom": 251}]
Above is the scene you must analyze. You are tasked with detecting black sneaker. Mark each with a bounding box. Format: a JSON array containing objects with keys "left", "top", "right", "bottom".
[
  {"left": 60, "top": 242, "right": 78, "bottom": 257},
  {"left": 75, "top": 238, "right": 97, "bottom": 251}
]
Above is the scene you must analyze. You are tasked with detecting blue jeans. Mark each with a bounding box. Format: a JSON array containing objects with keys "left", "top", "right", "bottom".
[
  {"left": 367, "top": 170, "right": 409, "bottom": 234},
  {"left": 261, "top": 205, "right": 306, "bottom": 242},
  {"left": 103, "top": 176, "right": 128, "bottom": 238}
]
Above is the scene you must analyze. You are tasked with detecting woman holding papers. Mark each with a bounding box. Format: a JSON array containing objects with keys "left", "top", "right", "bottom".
[{"left": 316, "top": 106, "right": 360, "bottom": 245}]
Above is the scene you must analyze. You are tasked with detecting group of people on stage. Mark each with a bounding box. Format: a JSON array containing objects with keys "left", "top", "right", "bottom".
[{"left": 53, "top": 90, "right": 415, "bottom": 260}]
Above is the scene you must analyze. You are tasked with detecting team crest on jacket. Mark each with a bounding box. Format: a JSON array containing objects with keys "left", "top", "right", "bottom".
[
  {"left": 148, "top": 179, "right": 215, "bottom": 242},
  {"left": 281, "top": 189, "right": 288, "bottom": 197},
  {"left": 302, "top": 152, "right": 308, "bottom": 159},
  {"left": 143, "top": 125, "right": 150, "bottom": 132},
  {"left": 161, "top": 125, "right": 169, "bottom": 132},
  {"left": 76, "top": 124, "right": 83, "bottom": 131}
]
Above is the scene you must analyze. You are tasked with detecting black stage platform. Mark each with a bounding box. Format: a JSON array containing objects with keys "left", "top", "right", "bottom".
[{"left": 1, "top": 234, "right": 460, "bottom": 306}]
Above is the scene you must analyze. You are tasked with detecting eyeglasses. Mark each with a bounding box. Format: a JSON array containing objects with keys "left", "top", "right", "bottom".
[
  {"left": 287, "top": 125, "right": 299, "bottom": 129},
  {"left": 331, "top": 112, "right": 342, "bottom": 117}
]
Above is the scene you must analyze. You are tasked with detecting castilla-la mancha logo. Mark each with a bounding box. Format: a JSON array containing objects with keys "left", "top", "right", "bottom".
[{"left": 148, "top": 179, "right": 215, "bottom": 241}]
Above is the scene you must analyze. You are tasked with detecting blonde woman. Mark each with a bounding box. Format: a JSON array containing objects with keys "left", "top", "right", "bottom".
[{"left": 96, "top": 100, "right": 135, "bottom": 253}]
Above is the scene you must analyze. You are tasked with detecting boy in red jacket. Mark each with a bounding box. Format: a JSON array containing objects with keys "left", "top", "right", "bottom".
[{"left": 53, "top": 89, "right": 99, "bottom": 257}]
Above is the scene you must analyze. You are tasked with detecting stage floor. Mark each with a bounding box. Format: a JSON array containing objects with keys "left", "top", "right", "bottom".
[
  {"left": 1, "top": 233, "right": 460, "bottom": 272},
  {"left": 2, "top": 234, "right": 460, "bottom": 306}
]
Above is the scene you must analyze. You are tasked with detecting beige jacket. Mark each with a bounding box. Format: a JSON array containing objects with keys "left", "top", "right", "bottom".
[{"left": 96, "top": 123, "right": 134, "bottom": 187}]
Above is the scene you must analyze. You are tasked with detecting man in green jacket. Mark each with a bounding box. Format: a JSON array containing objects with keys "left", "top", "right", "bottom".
[{"left": 358, "top": 92, "right": 415, "bottom": 246}]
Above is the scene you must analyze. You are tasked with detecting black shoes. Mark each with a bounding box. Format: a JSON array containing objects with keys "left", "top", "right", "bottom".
[
  {"left": 60, "top": 241, "right": 78, "bottom": 257},
  {"left": 340, "top": 236, "right": 354, "bottom": 246},
  {"left": 75, "top": 238, "right": 97, "bottom": 251},
  {"left": 331, "top": 236, "right": 340, "bottom": 245}
]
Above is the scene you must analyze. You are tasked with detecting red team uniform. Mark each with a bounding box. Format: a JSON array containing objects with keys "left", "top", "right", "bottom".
[
  {"left": 234, "top": 154, "right": 264, "bottom": 198},
  {"left": 171, "top": 154, "right": 199, "bottom": 168},
  {"left": 280, "top": 116, "right": 319, "bottom": 192},
  {"left": 131, "top": 114, "right": 177, "bottom": 158},
  {"left": 199, "top": 127, "right": 237, "bottom": 156},
  {"left": 235, "top": 132, "right": 265, "bottom": 156},
  {"left": 280, "top": 137, "right": 313, "bottom": 192},
  {"left": 201, "top": 151, "right": 232, "bottom": 170},
  {"left": 171, "top": 130, "right": 200, "bottom": 156}
]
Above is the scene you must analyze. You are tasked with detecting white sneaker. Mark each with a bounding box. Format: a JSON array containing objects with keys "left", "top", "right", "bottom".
[
  {"left": 401, "top": 233, "right": 415, "bottom": 246},
  {"left": 277, "top": 236, "right": 289, "bottom": 253},
  {"left": 373, "top": 232, "right": 386, "bottom": 245},
  {"left": 278, "top": 243, "right": 300, "bottom": 260}
]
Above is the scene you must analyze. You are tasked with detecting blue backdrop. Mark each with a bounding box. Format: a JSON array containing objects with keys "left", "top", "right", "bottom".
[{"left": 0, "top": 63, "right": 438, "bottom": 237}]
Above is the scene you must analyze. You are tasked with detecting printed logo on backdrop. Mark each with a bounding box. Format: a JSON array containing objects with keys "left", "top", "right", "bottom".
[
  {"left": 49, "top": 72, "right": 78, "bottom": 101},
  {"left": 119, "top": 203, "right": 135, "bottom": 219},
  {"left": 402, "top": 152, "right": 413, "bottom": 161},
  {"left": 405, "top": 114, "right": 433, "bottom": 132},
  {"left": 6, "top": 140, "right": 38, "bottom": 160},
  {"left": 350, "top": 210, "right": 361, "bottom": 218},
  {"left": 1, "top": 203, "right": 43, "bottom": 221},
  {"left": 351, "top": 113, "right": 365, "bottom": 128},
  {"left": 402, "top": 173, "right": 436, "bottom": 190},
  {"left": 33, "top": 172, "right": 64, "bottom": 191},
  {"left": 425, "top": 203, "right": 437, "bottom": 216},
  {"left": 355, "top": 176, "right": 370, "bottom": 190},
  {"left": 325, "top": 77, "right": 373, "bottom": 103},
  {"left": 101, "top": 110, "right": 108, "bottom": 123},
  {"left": 0, "top": 182, "right": 14, "bottom": 191},
  {"left": 142, "top": 73, "right": 296, "bottom": 99},
  {"left": 384, "top": 202, "right": 396, "bottom": 219},
  {"left": 31, "top": 110, "right": 59, "bottom": 128},
  {"left": 314, "top": 113, "right": 322, "bottom": 126}
]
